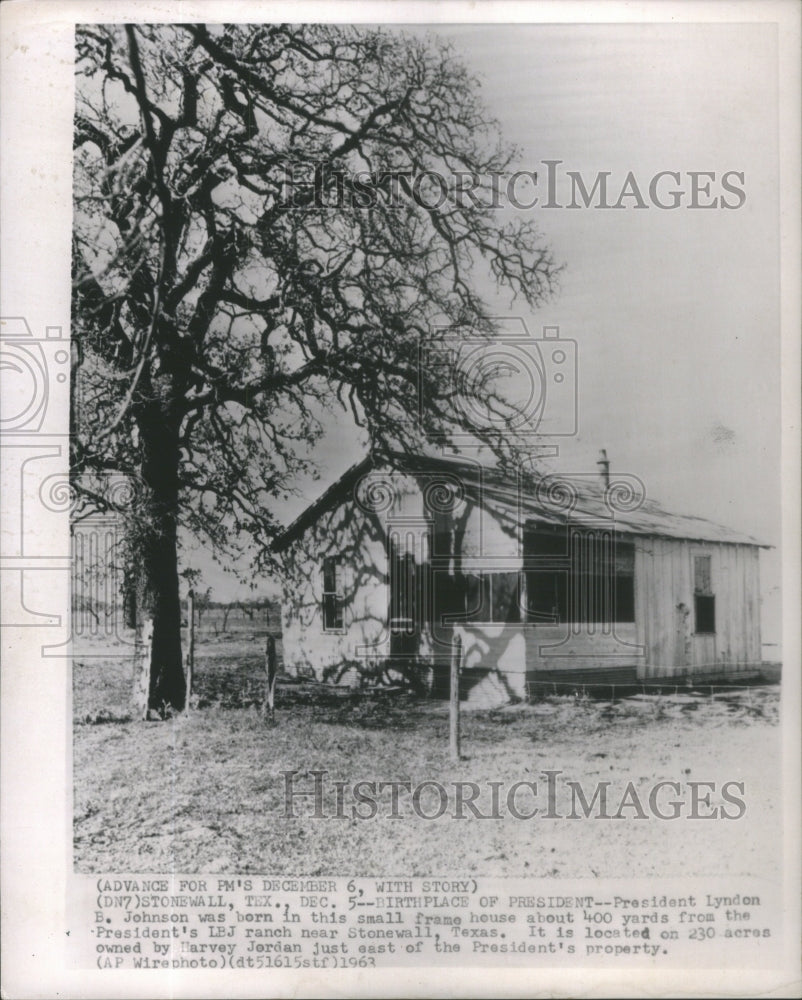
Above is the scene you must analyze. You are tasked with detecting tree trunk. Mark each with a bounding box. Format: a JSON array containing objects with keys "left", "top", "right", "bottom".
[{"left": 133, "top": 396, "right": 186, "bottom": 716}]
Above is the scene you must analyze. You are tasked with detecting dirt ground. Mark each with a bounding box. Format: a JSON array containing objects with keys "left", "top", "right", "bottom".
[{"left": 73, "top": 634, "right": 781, "bottom": 878}]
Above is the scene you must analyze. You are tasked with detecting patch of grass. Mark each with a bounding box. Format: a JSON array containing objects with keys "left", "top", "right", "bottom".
[{"left": 73, "top": 640, "right": 782, "bottom": 878}]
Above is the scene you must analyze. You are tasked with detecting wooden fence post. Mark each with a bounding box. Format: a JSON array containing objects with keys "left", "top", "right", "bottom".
[
  {"left": 265, "top": 633, "right": 278, "bottom": 724},
  {"left": 450, "top": 634, "right": 462, "bottom": 761},
  {"left": 133, "top": 618, "right": 153, "bottom": 721},
  {"left": 185, "top": 589, "right": 195, "bottom": 712}
]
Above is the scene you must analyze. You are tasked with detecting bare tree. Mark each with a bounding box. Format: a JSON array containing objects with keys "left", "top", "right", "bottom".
[
  {"left": 194, "top": 587, "right": 213, "bottom": 629},
  {"left": 220, "top": 602, "right": 234, "bottom": 634},
  {"left": 72, "top": 23, "right": 559, "bottom": 714}
]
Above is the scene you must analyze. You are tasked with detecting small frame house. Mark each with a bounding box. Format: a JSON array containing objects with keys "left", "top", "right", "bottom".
[{"left": 273, "top": 452, "right": 767, "bottom": 703}]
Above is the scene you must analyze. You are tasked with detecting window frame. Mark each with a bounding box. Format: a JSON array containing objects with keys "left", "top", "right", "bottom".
[
  {"left": 389, "top": 548, "right": 417, "bottom": 636},
  {"left": 462, "top": 570, "right": 522, "bottom": 626},
  {"left": 692, "top": 553, "right": 716, "bottom": 635},
  {"left": 523, "top": 521, "right": 636, "bottom": 626},
  {"left": 321, "top": 555, "right": 345, "bottom": 633}
]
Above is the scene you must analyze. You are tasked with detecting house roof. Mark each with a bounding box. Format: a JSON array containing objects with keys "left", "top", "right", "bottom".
[{"left": 272, "top": 450, "right": 769, "bottom": 552}]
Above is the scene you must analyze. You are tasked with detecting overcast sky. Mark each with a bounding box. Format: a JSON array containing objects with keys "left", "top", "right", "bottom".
[{"left": 190, "top": 21, "right": 781, "bottom": 646}]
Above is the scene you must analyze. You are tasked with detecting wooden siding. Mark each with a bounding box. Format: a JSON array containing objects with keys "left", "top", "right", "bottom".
[
  {"left": 523, "top": 623, "right": 641, "bottom": 690},
  {"left": 525, "top": 623, "right": 641, "bottom": 669},
  {"left": 634, "top": 538, "right": 761, "bottom": 678}
]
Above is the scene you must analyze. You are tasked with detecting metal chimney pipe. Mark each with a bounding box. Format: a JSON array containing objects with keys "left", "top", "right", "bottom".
[{"left": 597, "top": 448, "right": 610, "bottom": 489}]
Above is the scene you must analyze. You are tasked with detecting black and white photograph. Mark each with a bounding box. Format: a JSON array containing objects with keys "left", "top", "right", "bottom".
[{"left": 1, "top": 1, "right": 800, "bottom": 997}]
